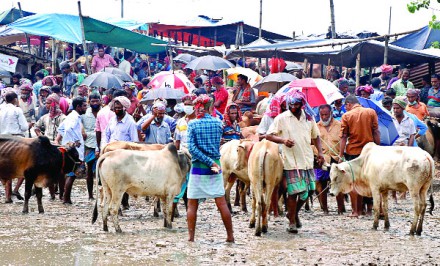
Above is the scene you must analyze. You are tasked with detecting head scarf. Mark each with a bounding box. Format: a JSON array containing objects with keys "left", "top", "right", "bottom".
[
  {"left": 20, "top": 78, "right": 32, "bottom": 86},
  {"left": 286, "top": 89, "right": 315, "bottom": 121},
  {"left": 46, "top": 93, "right": 62, "bottom": 119},
  {"left": 153, "top": 97, "right": 168, "bottom": 107},
  {"left": 152, "top": 101, "right": 166, "bottom": 111},
  {"left": 265, "top": 94, "right": 286, "bottom": 118},
  {"left": 110, "top": 96, "right": 131, "bottom": 111},
  {"left": 380, "top": 64, "right": 393, "bottom": 74},
  {"left": 42, "top": 75, "right": 58, "bottom": 86},
  {"left": 223, "top": 103, "right": 242, "bottom": 127},
  {"left": 77, "top": 85, "right": 89, "bottom": 96},
  {"left": 393, "top": 97, "right": 407, "bottom": 109},
  {"left": 40, "top": 69, "right": 49, "bottom": 77},
  {"left": 19, "top": 83, "right": 34, "bottom": 104},
  {"left": 174, "top": 103, "right": 184, "bottom": 113},
  {"left": 210, "top": 76, "right": 224, "bottom": 85},
  {"left": 406, "top": 88, "right": 420, "bottom": 97},
  {"left": 355, "top": 85, "right": 374, "bottom": 96},
  {"left": 181, "top": 94, "right": 197, "bottom": 103},
  {"left": 39, "top": 86, "right": 52, "bottom": 95},
  {"left": 124, "top": 82, "right": 138, "bottom": 97},
  {"left": 193, "top": 94, "right": 213, "bottom": 119}
]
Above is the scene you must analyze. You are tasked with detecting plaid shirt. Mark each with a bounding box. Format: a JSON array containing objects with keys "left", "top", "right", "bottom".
[{"left": 188, "top": 113, "right": 222, "bottom": 166}]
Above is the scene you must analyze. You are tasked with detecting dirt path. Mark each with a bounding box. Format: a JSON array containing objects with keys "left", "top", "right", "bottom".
[{"left": 0, "top": 179, "right": 439, "bottom": 265}]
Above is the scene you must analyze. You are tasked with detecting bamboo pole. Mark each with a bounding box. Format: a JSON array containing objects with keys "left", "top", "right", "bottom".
[
  {"left": 17, "top": 2, "right": 32, "bottom": 55},
  {"left": 384, "top": 6, "right": 392, "bottom": 65},
  {"left": 78, "top": 1, "right": 91, "bottom": 75},
  {"left": 329, "top": 0, "right": 336, "bottom": 39},
  {"left": 51, "top": 39, "right": 56, "bottom": 73},
  {"left": 356, "top": 53, "right": 361, "bottom": 87},
  {"left": 303, "top": 58, "right": 308, "bottom": 77}
]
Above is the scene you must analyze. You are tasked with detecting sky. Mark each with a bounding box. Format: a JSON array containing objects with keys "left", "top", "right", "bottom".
[{"left": 0, "top": 0, "right": 437, "bottom": 37}]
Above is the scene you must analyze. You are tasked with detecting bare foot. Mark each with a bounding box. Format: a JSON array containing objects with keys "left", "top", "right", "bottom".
[
  {"left": 348, "top": 212, "right": 360, "bottom": 218},
  {"left": 226, "top": 238, "right": 235, "bottom": 243}
]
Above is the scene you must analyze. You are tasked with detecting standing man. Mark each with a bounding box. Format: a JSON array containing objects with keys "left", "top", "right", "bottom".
[
  {"left": 266, "top": 90, "right": 324, "bottom": 233},
  {"left": 61, "top": 63, "right": 77, "bottom": 97},
  {"left": 124, "top": 82, "right": 145, "bottom": 120},
  {"left": 379, "top": 64, "right": 393, "bottom": 91},
  {"left": 0, "top": 91, "right": 29, "bottom": 202},
  {"left": 339, "top": 95, "right": 380, "bottom": 217},
  {"left": 391, "top": 69, "right": 414, "bottom": 97},
  {"left": 212, "top": 76, "right": 229, "bottom": 114},
  {"left": 119, "top": 50, "right": 134, "bottom": 75},
  {"left": 427, "top": 74, "right": 440, "bottom": 107},
  {"left": 105, "top": 96, "right": 139, "bottom": 145},
  {"left": 314, "top": 104, "right": 345, "bottom": 214},
  {"left": 392, "top": 98, "right": 416, "bottom": 147},
  {"left": 18, "top": 83, "right": 36, "bottom": 137},
  {"left": 186, "top": 95, "right": 234, "bottom": 243},
  {"left": 81, "top": 92, "right": 101, "bottom": 200},
  {"left": 91, "top": 47, "right": 118, "bottom": 73},
  {"left": 137, "top": 102, "right": 171, "bottom": 145},
  {"left": 56, "top": 97, "right": 88, "bottom": 204},
  {"left": 35, "top": 93, "right": 66, "bottom": 142},
  {"left": 232, "top": 74, "right": 255, "bottom": 113},
  {"left": 406, "top": 89, "right": 429, "bottom": 121},
  {"left": 95, "top": 88, "right": 117, "bottom": 153}
]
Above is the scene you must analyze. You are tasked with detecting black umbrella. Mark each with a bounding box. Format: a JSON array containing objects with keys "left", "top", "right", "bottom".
[
  {"left": 185, "top": 55, "right": 234, "bottom": 71},
  {"left": 174, "top": 53, "right": 198, "bottom": 64},
  {"left": 81, "top": 72, "right": 124, "bottom": 89},
  {"left": 101, "top": 67, "right": 133, "bottom": 82}
]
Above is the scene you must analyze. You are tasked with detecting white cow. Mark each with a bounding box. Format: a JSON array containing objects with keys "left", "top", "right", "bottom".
[
  {"left": 92, "top": 144, "right": 191, "bottom": 233},
  {"left": 329, "top": 142, "right": 434, "bottom": 235}
]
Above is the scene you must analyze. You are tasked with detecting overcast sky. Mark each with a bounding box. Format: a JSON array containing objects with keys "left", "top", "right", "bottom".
[{"left": 0, "top": 0, "right": 437, "bottom": 37}]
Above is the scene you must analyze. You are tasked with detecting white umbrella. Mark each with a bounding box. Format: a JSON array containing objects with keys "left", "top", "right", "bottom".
[
  {"left": 185, "top": 55, "right": 234, "bottom": 71},
  {"left": 174, "top": 53, "right": 198, "bottom": 64},
  {"left": 253, "top": 73, "right": 297, "bottom": 93},
  {"left": 140, "top": 87, "right": 186, "bottom": 104}
]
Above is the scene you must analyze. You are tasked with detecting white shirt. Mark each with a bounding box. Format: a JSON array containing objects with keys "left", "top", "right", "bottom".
[
  {"left": 0, "top": 103, "right": 29, "bottom": 135},
  {"left": 392, "top": 114, "right": 416, "bottom": 146},
  {"left": 58, "top": 110, "right": 84, "bottom": 161},
  {"left": 118, "top": 60, "right": 132, "bottom": 75}
]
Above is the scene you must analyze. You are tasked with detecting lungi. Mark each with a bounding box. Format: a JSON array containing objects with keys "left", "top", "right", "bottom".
[
  {"left": 187, "top": 159, "right": 225, "bottom": 199},
  {"left": 284, "top": 169, "right": 316, "bottom": 201}
]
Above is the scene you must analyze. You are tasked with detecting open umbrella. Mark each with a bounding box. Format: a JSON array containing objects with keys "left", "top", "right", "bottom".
[
  {"left": 174, "top": 53, "right": 197, "bottom": 64},
  {"left": 148, "top": 71, "right": 195, "bottom": 94},
  {"left": 357, "top": 97, "right": 399, "bottom": 146},
  {"left": 101, "top": 67, "right": 133, "bottom": 82},
  {"left": 140, "top": 87, "right": 186, "bottom": 104},
  {"left": 253, "top": 73, "right": 297, "bottom": 93},
  {"left": 0, "top": 67, "right": 11, "bottom": 78},
  {"left": 185, "top": 55, "right": 234, "bottom": 71},
  {"left": 285, "top": 61, "right": 303, "bottom": 71},
  {"left": 81, "top": 72, "right": 124, "bottom": 89},
  {"left": 284, "top": 78, "right": 344, "bottom": 107},
  {"left": 226, "top": 67, "right": 262, "bottom": 87}
]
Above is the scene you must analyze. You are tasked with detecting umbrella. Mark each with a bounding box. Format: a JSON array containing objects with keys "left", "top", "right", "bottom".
[
  {"left": 284, "top": 78, "right": 344, "bottom": 107},
  {"left": 101, "top": 67, "right": 133, "bottom": 82},
  {"left": 185, "top": 55, "right": 234, "bottom": 71},
  {"left": 148, "top": 71, "right": 195, "bottom": 94},
  {"left": 174, "top": 53, "right": 197, "bottom": 64},
  {"left": 357, "top": 97, "right": 399, "bottom": 146},
  {"left": 140, "top": 87, "right": 186, "bottom": 104},
  {"left": 0, "top": 67, "right": 11, "bottom": 78},
  {"left": 81, "top": 72, "right": 124, "bottom": 89},
  {"left": 226, "top": 67, "right": 263, "bottom": 87},
  {"left": 285, "top": 61, "right": 303, "bottom": 71},
  {"left": 253, "top": 73, "right": 297, "bottom": 93}
]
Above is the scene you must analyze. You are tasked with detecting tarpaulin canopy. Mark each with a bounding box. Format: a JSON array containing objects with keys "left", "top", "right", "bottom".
[
  {"left": 392, "top": 25, "right": 440, "bottom": 50},
  {"left": 0, "top": 8, "right": 34, "bottom": 25},
  {"left": 7, "top": 13, "right": 166, "bottom": 54},
  {"left": 226, "top": 40, "right": 440, "bottom": 68}
]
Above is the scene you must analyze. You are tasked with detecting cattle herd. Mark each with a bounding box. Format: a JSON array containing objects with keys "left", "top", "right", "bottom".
[{"left": 0, "top": 134, "right": 436, "bottom": 237}]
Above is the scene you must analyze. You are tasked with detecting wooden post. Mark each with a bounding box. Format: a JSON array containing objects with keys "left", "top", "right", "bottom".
[
  {"left": 329, "top": 0, "right": 336, "bottom": 39},
  {"left": 73, "top": 44, "right": 76, "bottom": 60},
  {"left": 17, "top": 2, "right": 32, "bottom": 55},
  {"left": 369, "top": 67, "right": 373, "bottom": 82},
  {"left": 309, "top": 63, "right": 314, "bottom": 78},
  {"left": 78, "top": 1, "right": 91, "bottom": 75},
  {"left": 51, "top": 39, "right": 56, "bottom": 74},
  {"left": 169, "top": 47, "right": 174, "bottom": 72},
  {"left": 356, "top": 53, "right": 361, "bottom": 87},
  {"left": 303, "top": 58, "right": 308, "bottom": 77}
]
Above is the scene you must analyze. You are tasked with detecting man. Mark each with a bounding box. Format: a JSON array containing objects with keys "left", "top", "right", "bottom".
[
  {"left": 0, "top": 91, "right": 29, "bottom": 202},
  {"left": 91, "top": 47, "right": 118, "bottom": 73},
  {"left": 33, "top": 71, "right": 44, "bottom": 101},
  {"left": 314, "top": 104, "right": 345, "bottom": 214},
  {"left": 119, "top": 50, "right": 134, "bottom": 75},
  {"left": 420, "top": 75, "right": 431, "bottom": 104},
  {"left": 406, "top": 89, "right": 429, "bottom": 121},
  {"left": 427, "top": 74, "right": 440, "bottom": 107},
  {"left": 370, "top": 77, "right": 384, "bottom": 101},
  {"left": 105, "top": 96, "right": 139, "bottom": 145},
  {"left": 193, "top": 77, "right": 207, "bottom": 96},
  {"left": 95, "top": 88, "right": 117, "bottom": 153},
  {"left": 337, "top": 78, "right": 350, "bottom": 97},
  {"left": 11, "top": 73, "right": 22, "bottom": 87},
  {"left": 18, "top": 83, "right": 36, "bottom": 137},
  {"left": 137, "top": 102, "right": 171, "bottom": 145},
  {"left": 393, "top": 98, "right": 416, "bottom": 147},
  {"left": 81, "top": 92, "right": 101, "bottom": 200},
  {"left": 124, "top": 82, "right": 145, "bottom": 120},
  {"left": 391, "top": 69, "right": 414, "bottom": 97},
  {"left": 56, "top": 97, "right": 88, "bottom": 204},
  {"left": 186, "top": 94, "right": 234, "bottom": 242},
  {"left": 212, "top": 76, "right": 228, "bottom": 114},
  {"left": 332, "top": 98, "right": 346, "bottom": 121},
  {"left": 339, "top": 95, "right": 380, "bottom": 217},
  {"left": 379, "top": 64, "right": 393, "bottom": 91},
  {"left": 266, "top": 90, "right": 325, "bottom": 233},
  {"left": 35, "top": 93, "right": 66, "bottom": 141},
  {"left": 382, "top": 96, "right": 393, "bottom": 112},
  {"left": 232, "top": 74, "right": 255, "bottom": 113},
  {"left": 51, "top": 85, "right": 69, "bottom": 115},
  {"left": 61, "top": 63, "right": 77, "bottom": 97}
]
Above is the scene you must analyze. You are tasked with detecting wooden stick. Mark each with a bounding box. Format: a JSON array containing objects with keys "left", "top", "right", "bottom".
[
  {"left": 356, "top": 53, "right": 360, "bottom": 87},
  {"left": 78, "top": 1, "right": 91, "bottom": 75}
]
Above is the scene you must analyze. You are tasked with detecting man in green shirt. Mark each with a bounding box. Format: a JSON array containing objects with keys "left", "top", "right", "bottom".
[{"left": 391, "top": 69, "right": 414, "bottom": 96}]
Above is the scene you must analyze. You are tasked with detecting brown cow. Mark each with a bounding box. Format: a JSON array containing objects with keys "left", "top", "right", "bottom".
[{"left": 0, "top": 135, "right": 79, "bottom": 213}]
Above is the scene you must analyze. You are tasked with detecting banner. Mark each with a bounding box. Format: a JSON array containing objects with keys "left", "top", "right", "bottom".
[{"left": 0, "top": 53, "right": 18, "bottom": 72}]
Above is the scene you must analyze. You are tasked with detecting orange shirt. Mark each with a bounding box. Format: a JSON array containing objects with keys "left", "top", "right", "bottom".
[
  {"left": 340, "top": 105, "right": 379, "bottom": 156},
  {"left": 406, "top": 102, "right": 429, "bottom": 121}
]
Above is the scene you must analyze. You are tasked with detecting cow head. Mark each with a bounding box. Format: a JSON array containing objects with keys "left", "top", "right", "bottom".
[
  {"left": 177, "top": 148, "right": 192, "bottom": 177},
  {"left": 58, "top": 145, "right": 81, "bottom": 173},
  {"left": 234, "top": 140, "right": 254, "bottom": 171},
  {"left": 329, "top": 162, "right": 353, "bottom": 196}
]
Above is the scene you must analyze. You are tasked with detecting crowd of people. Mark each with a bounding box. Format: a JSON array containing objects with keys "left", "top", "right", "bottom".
[{"left": 0, "top": 47, "right": 439, "bottom": 242}]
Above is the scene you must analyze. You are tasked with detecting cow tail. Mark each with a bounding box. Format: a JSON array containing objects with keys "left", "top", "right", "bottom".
[
  {"left": 92, "top": 155, "right": 104, "bottom": 224},
  {"left": 259, "top": 144, "right": 267, "bottom": 204},
  {"left": 428, "top": 156, "right": 435, "bottom": 215}
]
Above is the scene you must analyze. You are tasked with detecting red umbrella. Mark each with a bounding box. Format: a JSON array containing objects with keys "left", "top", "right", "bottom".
[
  {"left": 148, "top": 71, "right": 195, "bottom": 94},
  {"left": 285, "top": 78, "right": 344, "bottom": 107}
]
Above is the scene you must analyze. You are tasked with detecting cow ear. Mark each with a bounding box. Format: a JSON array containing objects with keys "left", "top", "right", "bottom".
[{"left": 336, "top": 164, "right": 346, "bottom": 174}]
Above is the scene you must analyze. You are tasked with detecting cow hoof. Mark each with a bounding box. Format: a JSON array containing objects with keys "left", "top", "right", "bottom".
[
  {"left": 249, "top": 222, "right": 255, "bottom": 228},
  {"left": 262, "top": 225, "right": 268, "bottom": 233},
  {"left": 242, "top": 208, "right": 248, "bottom": 213},
  {"left": 384, "top": 221, "right": 390, "bottom": 229},
  {"left": 227, "top": 203, "right": 233, "bottom": 212},
  {"left": 255, "top": 229, "right": 262, "bottom": 236},
  {"left": 22, "top": 209, "right": 29, "bottom": 214},
  {"left": 409, "top": 230, "right": 415, "bottom": 236},
  {"left": 372, "top": 225, "right": 378, "bottom": 230},
  {"left": 38, "top": 209, "right": 44, "bottom": 214},
  {"left": 5, "top": 199, "right": 13, "bottom": 204},
  {"left": 103, "top": 225, "right": 108, "bottom": 232},
  {"left": 116, "top": 229, "right": 123, "bottom": 234},
  {"left": 153, "top": 212, "right": 159, "bottom": 218},
  {"left": 63, "top": 200, "right": 73, "bottom": 205},
  {"left": 286, "top": 225, "right": 298, "bottom": 234}
]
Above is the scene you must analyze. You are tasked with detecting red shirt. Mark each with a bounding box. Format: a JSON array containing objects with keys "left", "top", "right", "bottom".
[
  {"left": 126, "top": 97, "right": 139, "bottom": 115},
  {"left": 213, "top": 87, "right": 229, "bottom": 114}
]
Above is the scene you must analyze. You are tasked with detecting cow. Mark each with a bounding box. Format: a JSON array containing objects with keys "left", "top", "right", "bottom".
[
  {"left": 92, "top": 143, "right": 191, "bottom": 233},
  {"left": 329, "top": 142, "right": 434, "bottom": 235},
  {"left": 220, "top": 139, "right": 254, "bottom": 212},
  {"left": 0, "top": 135, "right": 80, "bottom": 213},
  {"left": 246, "top": 139, "right": 283, "bottom": 236}
]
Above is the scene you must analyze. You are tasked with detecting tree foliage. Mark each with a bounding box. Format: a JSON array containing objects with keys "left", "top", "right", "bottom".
[{"left": 408, "top": 0, "right": 440, "bottom": 28}]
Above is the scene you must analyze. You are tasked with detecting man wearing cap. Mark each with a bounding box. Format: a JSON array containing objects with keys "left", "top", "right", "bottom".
[
  {"left": 392, "top": 97, "right": 416, "bottom": 146},
  {"left": 61, "top": 63, "right": 77, "bottom": 97},
  {"left": 137, "top": 101, "right": 171, "bottom": 145},
  {"left": 104, "top": 96, "right": 139, "bottom": 145},
  {"left": 186, "top": 94, "right": 234, "bottom": 243},
  {"left": 266, "top": 90, "right": 325, "bottom": 234},
  {"left": 391, "top": 69, "right": 415, "bottom": 97},
  {"left": 124, "top": 82, "right": 145, "bottom": 120}
]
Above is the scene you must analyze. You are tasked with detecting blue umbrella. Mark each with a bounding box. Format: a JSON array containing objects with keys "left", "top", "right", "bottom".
[{"left": 357, "top": 97, "right": 399, "bottom": 146}]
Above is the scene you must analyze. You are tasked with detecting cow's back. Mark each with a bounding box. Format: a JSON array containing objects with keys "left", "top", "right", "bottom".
[
  {"left": 220, "top": 140, "right": 249, "bottom": 180},
  {"left": 103, "top": 141, "right": 165, "bottom": 153}
]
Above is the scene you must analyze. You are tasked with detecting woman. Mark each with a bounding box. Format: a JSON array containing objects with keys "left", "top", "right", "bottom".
[
  {"left": 222, "top": 103, "right": 242, "bottom": 143},
  {"left": 355, "top": 85, "right": 375, "bottom": 99}
]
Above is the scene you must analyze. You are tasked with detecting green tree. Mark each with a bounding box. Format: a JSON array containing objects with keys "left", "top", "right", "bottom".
[{"left": 408, "top": 0, "right": 440, "bottom": 28}]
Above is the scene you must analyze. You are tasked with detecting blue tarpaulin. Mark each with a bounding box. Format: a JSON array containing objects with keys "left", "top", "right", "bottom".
[
  {"left": 0, "top": 8, "right": 34, "bottom": 25},
  {"left": 392, "top": 25, "right": 440, "bottom": 50}
]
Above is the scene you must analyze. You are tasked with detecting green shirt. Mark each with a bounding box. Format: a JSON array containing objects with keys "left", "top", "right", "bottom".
[{"left": 391, "top": 79, "right": 414, "bottom": 96}]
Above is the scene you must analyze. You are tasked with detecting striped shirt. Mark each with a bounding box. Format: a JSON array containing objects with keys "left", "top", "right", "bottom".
[{"left": 188, "top": 113, "right": 222, "bottom": 167}]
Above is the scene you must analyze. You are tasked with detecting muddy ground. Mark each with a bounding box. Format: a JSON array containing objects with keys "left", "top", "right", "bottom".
[{"left": 0, "top": 177, "right": 440, "bottom": 265}]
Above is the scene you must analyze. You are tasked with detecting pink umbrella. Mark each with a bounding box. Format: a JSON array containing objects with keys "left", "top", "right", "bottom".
[
  {"left": 148, "top": 71, "right": 195, "bottom": 94},
  {"left": 286, "top": 78, "right": 344, "bottom": 107}
]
